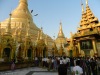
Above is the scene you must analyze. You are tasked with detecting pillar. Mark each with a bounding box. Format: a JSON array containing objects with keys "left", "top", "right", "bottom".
[
  {"left": 77, "top": 40, "right": 81, "bottom": 56},
  {"left": 1, "top": 48, "right": 3, "bottom": 58},
  {"left": 0, "top": 50, "right": 1, "bottom": 58},
  {"left": 92, "top": 39, "right": 97, "bottom": 56},
  {"left": 23, "top": 48, "right": 25, "bottom": 58},
  {"left": 25, "top": 46, "right": 28, "bottom": 59},
  {"left": 42, "top": 47, "right": 43, "bottom": 57},
  {"left": 11, "top": 48, "right": 13, "bottom": 60}
]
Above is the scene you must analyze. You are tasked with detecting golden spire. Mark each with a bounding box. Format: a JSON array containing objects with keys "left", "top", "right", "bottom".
[
  {"left": 59, "top": 42, "right": 63, "bottom": 56},
  {"left": 0, "top": 23, "right": 1, "bottom": 43},
  {"left": 57, "top": 21, "right": 65, "bottom": 38},
  {"left": 70, "top": 32, "right": 74, "bottom": 50},
  {"left": 13, "top": 26, "right": 18, "bottom": 42},
  {"left": 0, "top": 23, "right": 1, "bottom": 35},
  {"left": 40, "top": 27, "right": 43, "bottom": 40},
  {"left": 85, "top": 0, "right": 99, "bottom": 26},
  {"left": 70, "top": 32, "right": 73, "bottom": 38},
  {"left": 70, "top": 32, "right": 73, "bottom": 44},
  {"left": 0, "top": 23, "right": 1, "bottom": 39},
  {"left": 19, "top": 0, "right": 28, "bottom": 8},
  {"left": 37, "top": 31, "right": 40, "bottom": 40},
  {"left": 6, "top": 13, "right": 12, "bottom": 34},
  {"left": 86, "top": 0, "right": 88, "bottom": 6},
  {"left": 78, "top": 0, "right": 87, "bottom": 31},
  {"left": 81, "top": 0, "right": 84, "bottom": 13},
  {"left": 26, "top": 21, "right": 30, "bottom": 37},
  {"left": 45, "top": 34, "right": 48, "bottom": 45}
]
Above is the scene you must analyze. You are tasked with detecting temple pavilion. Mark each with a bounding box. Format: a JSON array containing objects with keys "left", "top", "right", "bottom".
[{"left": 73, "top": 0, "right": 100, "bottom": 57}]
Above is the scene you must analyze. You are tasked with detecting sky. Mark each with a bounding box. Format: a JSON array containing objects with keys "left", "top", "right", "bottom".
[{"left": 0, "top": 0, "right": 100, "bottom": 39}]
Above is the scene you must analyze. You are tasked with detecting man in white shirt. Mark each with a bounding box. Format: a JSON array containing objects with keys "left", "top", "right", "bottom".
[
  {"left": 73, "top": 60, "right": 83, "bottom": 75},
  {"left": 60, "top": 58, "right": 63, "bottom": 64}
]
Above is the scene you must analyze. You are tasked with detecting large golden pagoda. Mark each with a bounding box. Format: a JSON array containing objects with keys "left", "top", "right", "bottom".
[
  {"left": 0, "top": 0, "right": 53, "bottom": 62},
  {"left": 73, "top": 0, "right": 100, "bottom": 57}
]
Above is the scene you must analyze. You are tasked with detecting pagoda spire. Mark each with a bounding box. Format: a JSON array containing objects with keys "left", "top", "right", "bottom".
[
  {"left": 78, "top": 0, "right": 88, "bottom": 31},
  {"left": 81, "top": 0, "right": 84, "bottom": 13},
  {"left": 26, "top": 21, "right": 30, "bottom": 37},
  {"left": 37, "top": 31, "right": 40, "bottom": 40},
  {"left": 17, "top": 0, "right": 28, "bottom": 12},
  {"left": 86, "top": 0, "right": 88, "bottom": 6},
  {"left": 40, "top": 27, "right": 43, "bottom": 40},
  {"left": 69, "top": 32, "right": 74, "bottom": 50},
  {"left": 85, "top": 0, "right": 99, "bottom": 25},
  {"left": 57, "top": 21, "right": 65, "bottom": 38},
  {"left": 70, "top": 32, "right": 73, "bottom": 45},
  {"left": 0, "top": 23, "right": 1, "bottom": 35},
  {"left": 20, "top": 0, "right": 27, "bottom": 3},
  {"left": 19, "top": 0, "right": 28, "bottom": 8},
  {"left": 5, "top": 13, "right": 12, "bottom": 34},
  {"left": 0, "top": 23, "right": 1, "bottom": 43},
  {"left": 45, "top": 34, "right": 48, "bottom": 45}
]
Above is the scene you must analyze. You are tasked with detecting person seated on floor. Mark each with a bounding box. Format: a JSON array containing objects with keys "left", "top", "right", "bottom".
[{"left": 58, "top": 64, "right": 67, "bottom": 75}]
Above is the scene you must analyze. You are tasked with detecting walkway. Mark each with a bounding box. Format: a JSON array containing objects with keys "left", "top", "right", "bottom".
[
  {"left": 0, "top": 67, "right": 58, "bottom": 75},
  {"left": 1, "top": 67, "right": 99, "bottom": 75}
]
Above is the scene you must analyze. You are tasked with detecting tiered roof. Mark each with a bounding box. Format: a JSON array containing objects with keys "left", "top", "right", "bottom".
[{"left": 75, "top": 0, "right": 100, "bottom": 37}]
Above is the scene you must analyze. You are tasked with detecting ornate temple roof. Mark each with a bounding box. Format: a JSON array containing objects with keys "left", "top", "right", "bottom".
[
  {"left": 78, "top": 0, "right": 99, "bottom": 31},
  {"left": 74, "top": 0, "right": 100, "bottom": 38}
]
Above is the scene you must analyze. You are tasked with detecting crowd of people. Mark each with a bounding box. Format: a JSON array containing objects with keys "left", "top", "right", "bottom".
[{"left": 34, "top": 56, "right": 100, "bottom": 75}]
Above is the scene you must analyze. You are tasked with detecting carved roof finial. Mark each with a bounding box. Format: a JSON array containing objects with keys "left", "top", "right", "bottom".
[
  {"left": 26, "top": 20, "right": 30, "bottom": 36},
  {"left": 81, "top": 0, "right": 84, "bottom": 13},
  {"left": 40, "top": 27, "right": 43, "bottom": 40},
  {"left": 6, "top": 13, "right": 12, "bottom": 33},
  {"left": 86, "top": 0, "right": 88, "bottom": 6},
  {"left": 37, "top": 31, "right": 40, "bottom": 40}
]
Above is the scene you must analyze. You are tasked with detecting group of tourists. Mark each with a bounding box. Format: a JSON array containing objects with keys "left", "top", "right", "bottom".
[{"left": 34, "top": 56, "right": 100, "bottom": 75}]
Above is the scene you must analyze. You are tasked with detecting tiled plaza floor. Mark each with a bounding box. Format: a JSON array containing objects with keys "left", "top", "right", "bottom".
[
  {"left": 1, "top": 67, "right": 100, "bottom": 75},
  {"left": 0, "top": 67, "right": 59, "bottom": 75}
]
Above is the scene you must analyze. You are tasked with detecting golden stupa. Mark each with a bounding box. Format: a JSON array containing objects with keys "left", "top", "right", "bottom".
[{"left": 0, "top": 0, "right": 53, "bottom": 62}]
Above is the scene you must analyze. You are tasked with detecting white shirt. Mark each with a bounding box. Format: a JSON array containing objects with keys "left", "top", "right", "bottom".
[
  {"left": 52, "top": 59, "right": 54, "bottom": 63},
  {"left": 66, "top": 57, "right": 70, "bottom": 62},
  {"left": 73, "top": 66, "right": 83, "bottom": 75},
  {"left": 63, "top": 59, "right": 67, "bottom": 64},
  {"left": 60, "top": 60, "right": 63, "bottom": 64}
]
